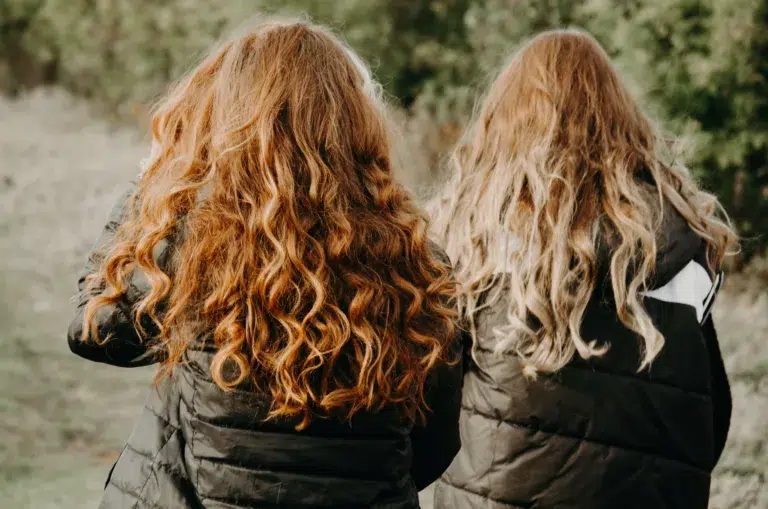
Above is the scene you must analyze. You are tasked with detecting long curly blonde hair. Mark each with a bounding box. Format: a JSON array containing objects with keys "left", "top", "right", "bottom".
[
  {"left": 431, "top": 29, "right": 736, "bottom": 376},
  {"left": 80, "top": 19, "right": 456, "bottom": 428}
]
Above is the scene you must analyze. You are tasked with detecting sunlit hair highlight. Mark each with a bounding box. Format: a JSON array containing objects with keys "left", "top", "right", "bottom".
[
  {"left": 431, "top": 29, "right": 736, "bottom": 376},
  {"left": 80, "top": 19, "right": 456, "bottom": 428}
]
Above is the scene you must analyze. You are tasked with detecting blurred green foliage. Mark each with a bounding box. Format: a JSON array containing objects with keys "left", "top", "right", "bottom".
[{"left": 1, "top": 0, "right": 766, "bottom": 255}]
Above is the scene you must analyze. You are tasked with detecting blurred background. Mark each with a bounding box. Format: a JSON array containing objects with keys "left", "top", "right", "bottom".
[{"left": 0, "top": 1, "right": 766, "bottom": 508}]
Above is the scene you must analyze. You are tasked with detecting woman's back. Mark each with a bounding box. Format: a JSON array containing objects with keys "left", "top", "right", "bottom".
[
  {"left": 67, "top": 19, "right": 463, "bottom": 509},
  {"left": 436, "top": 204, "right": 730, "bottom": 509},
  {"left": 95, "top": 345, "right": 461, "bottom": 508},
  {"left": 430, "top": 29, "right": 737, "bottom": 509}
]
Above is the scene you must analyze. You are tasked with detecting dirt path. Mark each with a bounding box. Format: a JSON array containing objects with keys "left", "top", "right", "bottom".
[{"left": 0, "top": 89, "right": 152, "bottom": 508}]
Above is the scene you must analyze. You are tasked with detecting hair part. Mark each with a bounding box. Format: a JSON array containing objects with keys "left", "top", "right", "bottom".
[
  {"left": 81, "top": 18, "right": 456, "bottom": 429},
  {"left": 431, "top": 28, "right": 737, "bottom": 376}
]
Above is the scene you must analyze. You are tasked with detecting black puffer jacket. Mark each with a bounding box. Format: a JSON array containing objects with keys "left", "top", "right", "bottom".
[
  {"left": 68, "top": 182, "right": 464, "bottom": 509},
  {"left": 434, "top": 207, "right": 732, "bottom": 509}
]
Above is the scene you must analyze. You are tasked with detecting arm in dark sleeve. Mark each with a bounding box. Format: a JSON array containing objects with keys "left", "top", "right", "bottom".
[
  {"left": 67, "top": 181, "right": 165, "bottom": 368},
  {"left": 702, "top": 314, "right": 731, "bottom": 464},
  {"left": 409, "top": 329, "right": 467, "bottom": 490}
]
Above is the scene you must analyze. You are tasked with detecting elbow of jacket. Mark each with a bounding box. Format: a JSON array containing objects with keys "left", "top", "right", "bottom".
[
  {"left": 434, "top": 430, "right": 461, "bottom": 483},
  {"left": 413, "top": 434, "right": 461, "bottom": 491},
  {"left": 449, "top": 433, "right": 461, "bottom": 459},
  {"left": 67, "top": 315, "right": 88, "bottom": 356},
  {"left": 442, "top": 434, "right": 461, "bottom": 474}
]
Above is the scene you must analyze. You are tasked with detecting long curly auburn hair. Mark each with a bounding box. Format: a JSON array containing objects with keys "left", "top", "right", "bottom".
[
  {"left": 431, "top": 29, "right": 737, "bottom": 377},
  {"left": 80, "top": 19, "right": 456, "bottom": 428}
]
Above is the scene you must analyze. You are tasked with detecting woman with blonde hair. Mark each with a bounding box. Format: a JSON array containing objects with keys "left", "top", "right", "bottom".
[
  {"left": 68, "top": 19, "right": 463, "bottom": 509},
  {"left": 431, "top": 29, "right": 737, "bottom": 509}
]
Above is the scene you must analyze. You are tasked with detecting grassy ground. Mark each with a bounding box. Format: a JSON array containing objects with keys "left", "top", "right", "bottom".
[{"left": 0, "top": 89, "right": 765, "bottom": 508}]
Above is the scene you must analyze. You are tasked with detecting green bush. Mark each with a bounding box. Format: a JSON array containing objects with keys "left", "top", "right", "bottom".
[
  {"left": 0, "top": 0, "right": 471, "bottom": 111},
  {"left": 1, "top": 0, "right": 765, "bottom": 255}
]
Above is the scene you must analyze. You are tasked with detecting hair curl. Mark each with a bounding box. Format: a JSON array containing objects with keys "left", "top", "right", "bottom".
[
  {"left": 431, "top": 29, "right": 737, "bottom": 376},
  {"left": 81, "top": 19, "right": 456, "bottom": 428}
]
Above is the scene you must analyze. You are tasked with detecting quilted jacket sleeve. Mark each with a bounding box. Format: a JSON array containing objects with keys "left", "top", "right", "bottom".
[
  {"left": 409, "top": 328, "right": 466, "bottom": 490},
  {"left": 702, "top": 315, "right": 732, "bottom": 464},
  {"left": 67, "top": 180, "right": 166, "bottom": 367}
]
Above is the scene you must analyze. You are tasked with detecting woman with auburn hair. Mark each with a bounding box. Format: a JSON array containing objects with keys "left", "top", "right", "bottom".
[
  {"left": 430, "top": 29, "right": 737, "bottom": 509},
  {"left": 68, "top": 19, "right": 463, "bottom": 509}
]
